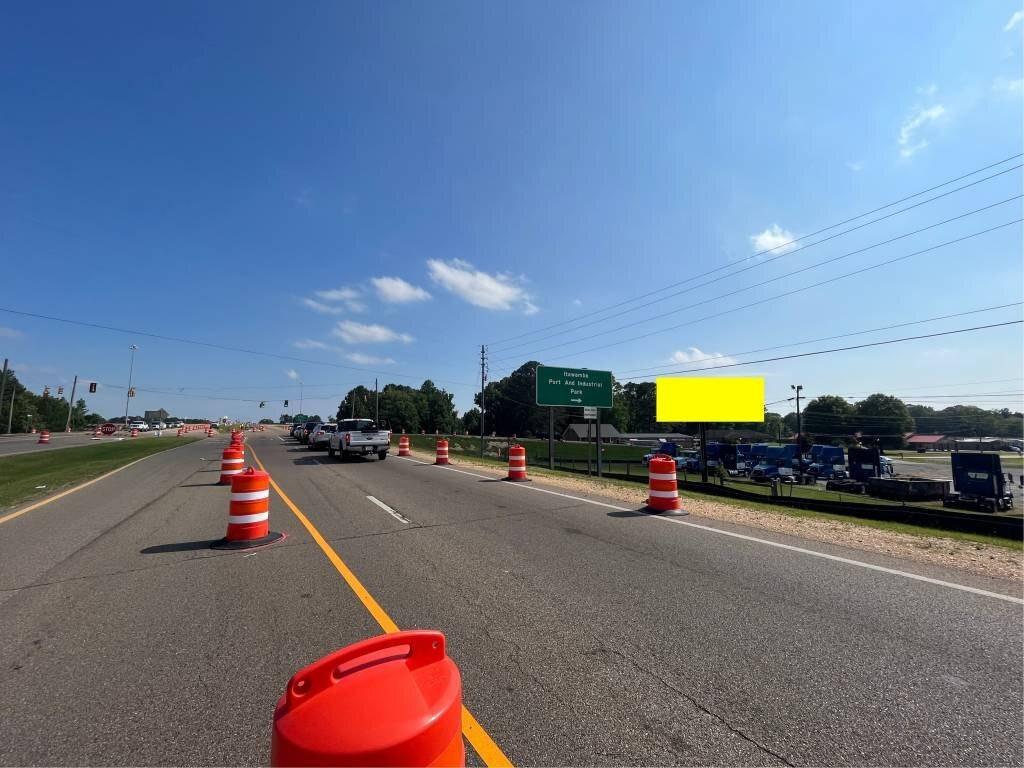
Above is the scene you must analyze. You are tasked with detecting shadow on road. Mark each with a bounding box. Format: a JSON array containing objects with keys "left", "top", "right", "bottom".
[
  {"left": 179, "top": 482, "right": 221, "bottom": 487},
  {"left": 607, "top": 508, "right": 650, "bottom": 518},
  {"left": 140, "top": 539, "right": 219, "bottom": 554}
]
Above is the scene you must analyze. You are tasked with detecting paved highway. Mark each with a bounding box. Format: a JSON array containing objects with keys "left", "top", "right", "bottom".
[
  {"left": 0, "top": 428, "right": 183, "bottom": 458},
  {"left": 1, "top": 428, "right": 1021, "bottom": 766}
]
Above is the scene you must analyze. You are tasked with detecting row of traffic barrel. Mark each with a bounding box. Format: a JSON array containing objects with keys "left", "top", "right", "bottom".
[
  {"left": 399, "top": 435, "right": 685, "bottom": 511},
  {"left": 227, "top": 427, "right": 465, "bottom": 766}
]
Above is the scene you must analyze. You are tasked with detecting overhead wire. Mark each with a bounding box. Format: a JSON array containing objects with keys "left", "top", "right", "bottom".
[
  {"left": 503, "top": 218, "right": 1023, "bottom": 366},
  {"left": 486, "top": 153, "right": 1023, "bottom": 349}
]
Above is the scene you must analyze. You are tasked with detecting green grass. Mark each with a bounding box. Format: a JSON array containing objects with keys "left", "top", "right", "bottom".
[
  {"left": 396, "top": 437, "right": 1022, "bottom": 549},
  {"left": 0, "top": 437, "right": 201, "bottom": 511}
]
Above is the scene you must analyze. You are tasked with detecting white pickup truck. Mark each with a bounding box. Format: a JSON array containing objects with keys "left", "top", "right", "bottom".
[{"left": 327, "top": 418, "right": 392, "bottom": 461}]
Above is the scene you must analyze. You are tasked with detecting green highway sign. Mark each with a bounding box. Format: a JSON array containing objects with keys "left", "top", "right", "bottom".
[{"left": 536, "top": 365, "right": 613, "bottom": 408}]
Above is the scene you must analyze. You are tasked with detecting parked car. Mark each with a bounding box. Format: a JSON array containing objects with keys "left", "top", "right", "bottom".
[
  {"left": 129, "top": 420, "right": 148, "bottom": 431},
  {"left": 308, "top": 423, "right": 337, "bottom": 450},
  {"left": 298, "top": 420, "right": 321, "bottom": 444},
  {"left": 328, "top": 419, "right": 391, "bottom": 460}
]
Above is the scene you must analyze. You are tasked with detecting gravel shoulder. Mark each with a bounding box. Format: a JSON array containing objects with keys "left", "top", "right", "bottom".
[{"left": 407, "top": 448, "right": 1024, "bottom": 583}]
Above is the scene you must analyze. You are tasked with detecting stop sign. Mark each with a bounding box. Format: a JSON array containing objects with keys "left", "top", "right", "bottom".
[{"left": 100, "top": 423, "right": 117, "bottom": 435}]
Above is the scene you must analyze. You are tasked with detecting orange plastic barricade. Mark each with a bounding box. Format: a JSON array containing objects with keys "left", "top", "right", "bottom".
[
  {"left": 212, "top": 468, "right": 283, "bottom": 550},
  {"left": 37, "top": 430, "right": 51, "bottom": 445},
  {"left": 435, "top": 439, "right": 449, "bottom": 466},
  {"left": 271, "top": 631, "right": 464, "bottom": 767},
  {"left": 219, "top": 448, "right": 245, "bottom": 485},
  {"left": 505, "top": 444, "right": 529, "bottom": 481},
  {"left": 398, "top": 435, "right": 411, "bottom": 457},
  {"left": 646, "top": 455, "right": 685, "bottom": 513}
]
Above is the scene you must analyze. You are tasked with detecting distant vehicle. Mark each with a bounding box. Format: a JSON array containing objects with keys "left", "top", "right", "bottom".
[
  {"left": 749, "top": 446, "right": 789, "bottom": 482},
  {"left": 308, "top": 423, "right": 336, "bottom": 450},
  {"left": 943, "top": 452, "right": 1014, "bottom": 512},
  {"left": 808, "top": 446, "right": 846, "bottom": 480},
  {"left": 152, "top": 421, "right": 166, "bottom": 430},
  {"left": 298, "top": 420, "right": 321, "bottom": 444},
  {"left": 735, "top": 444, "right": 752, "bottom": 473},
  {"left": 328, "top": 419, "right": 391, "bottom": 461},
  {"left": 166, "top": 420, "right": 182, "bottom": 429},
  {"left": 641, "top": 441, "right": 700, "bottom": 471},
  {"left": 129, "top": 420, "right": 148, "bottom": 431}
]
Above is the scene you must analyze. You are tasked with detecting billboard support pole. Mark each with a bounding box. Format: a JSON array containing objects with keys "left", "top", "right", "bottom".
[
  {"left": 700, "top": 422, "right": 709, "bottom": 483},
  {"left": 596, "top": 407, "right": 602, "bottom": 478}
]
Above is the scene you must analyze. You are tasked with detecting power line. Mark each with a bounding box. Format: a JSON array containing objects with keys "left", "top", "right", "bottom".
[
  {"left": 0, "top": 307, "right": 474, "bottom": 387},
  {"left": 615, "top": 301, "right": 1023, "bottom": 377},
  {"left": 616, "top": 319, "right": 1022, "bottom": 381},
  {"left": 486, "top": 154, "right": 1023, "bottom": 349},
  {"left": 521, "top": 218, "right": 1023, "bottom": 365}
]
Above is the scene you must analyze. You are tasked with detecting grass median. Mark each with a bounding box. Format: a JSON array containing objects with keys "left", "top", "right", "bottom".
[{"left": 0, "top": 437, "right": 201, "bottom": 511}]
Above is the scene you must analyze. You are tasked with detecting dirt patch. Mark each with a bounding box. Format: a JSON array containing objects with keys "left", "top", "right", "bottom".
[{"left": 406, "top": 448, "right": 1023, "bottom": 583}]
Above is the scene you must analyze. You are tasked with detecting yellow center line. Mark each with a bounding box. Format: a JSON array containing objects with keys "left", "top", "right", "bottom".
[{"left": 248, "top": 443, "right": 513, "bottom": 768}]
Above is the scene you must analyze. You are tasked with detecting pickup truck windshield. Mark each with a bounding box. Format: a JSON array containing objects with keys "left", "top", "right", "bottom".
[{"left": 340, "top": 420, "right": 380, "bottom": 432}]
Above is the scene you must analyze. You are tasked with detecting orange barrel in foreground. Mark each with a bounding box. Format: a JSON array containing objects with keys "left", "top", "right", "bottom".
[
  {"left": 646, "top": 455, "right": 685, "bottom": 513},
  {"left": 219, "top": 448, "right": 245, "bottom": 485},
  {"left": 398, "top": 435, "right": 411, "bottom": 457},
  {"left": 271, "top": 630, "right": 464, "bottom": 767},
  {"left": 505, "top": 444, "right": 529, "bottom": 481},
  {"left": 435, "top": 439, "right": 449, "bottom": 465},
  {"left": 130, "top": 428, "right": 138, "bottom": 439},
  {"left": 212, "top": 467, "right": 283, "bottom": 550},
  {"left": 37, "top": 430, "right": 51, "bottom": 445}
]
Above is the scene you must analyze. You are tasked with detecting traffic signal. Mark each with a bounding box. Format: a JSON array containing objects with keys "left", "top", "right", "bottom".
[
  {"left": 128, "top": 387, "right": 136, "bottom": 398},
  {"left": 284, "top": 400, "right": 289, "bottom": 408},
  {"left": 89, "top": 382, "right": 97, "bottom": 393},
  {"left": 43, "top": 386, "right": 50, "bottom": 397},
  {"left": 57, "top": 386, "right": 64, "bottom": 396},
  {"left": 259, "top": 401, "right": 266, "bottom": 408}
]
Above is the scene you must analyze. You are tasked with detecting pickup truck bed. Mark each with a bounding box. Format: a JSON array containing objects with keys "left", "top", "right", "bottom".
[{"left": 328, "top": 419, "right": 391, "bottom": 461}]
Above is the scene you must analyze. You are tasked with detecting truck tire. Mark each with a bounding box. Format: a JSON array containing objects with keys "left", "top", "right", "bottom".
[
  {"left": 378, "top": 451, "right": 387, "bottom": 461},
  {"left": 327, "top": 446, "right": 335, "bottom": 458}
]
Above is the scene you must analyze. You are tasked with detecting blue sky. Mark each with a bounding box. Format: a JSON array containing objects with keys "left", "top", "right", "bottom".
[{"left": 1, "top": 0, "right": 1022, "bottom": 422}]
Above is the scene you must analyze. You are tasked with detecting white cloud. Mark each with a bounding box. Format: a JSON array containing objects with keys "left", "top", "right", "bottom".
[
  {"left": 750, "top": 224, "right": 799, "bottom": 254},
  {"left": 1005, "top": 10, "right": 1023, "bottom": 31},
  {"left": 667, "top": 347, "right": 739, "bottom": 370},
  {"left": 845, "top": 160, "right": 864, "bottom": 172},
  {"left": 346, "top": 352, "right": 396, "bottom": 365},
  {"left": 993, "top": 77, "right": 1024, "bottom": 94},
  {"left": 898, "top": 104, "right": 946, "bottom": 158},
  {"left": 302, "top": 298, "right": 346, "bottom": 315},
  {"left": 332, "top": 320, "right": 413, "bottom": 344},
  {"left": 371, "top": 276, "right": 431, "bottom": 303},
  {"left": 0, "top": 326, "right": 23, "bottom": 338},
  {"left": 292, "top": 339, "right": 330, "bottom": 350},
  {"left": 427, "top": 258, "right": 537, "bottom": 313},
  {"left": 572, "top": 298, "right": 583, "bottom": 306},
  {"left": 313, "top": 286, "right": 364, "bottom": 312},
  {"left": 285, "top": 369, "right": 299, "bottom": 380}
]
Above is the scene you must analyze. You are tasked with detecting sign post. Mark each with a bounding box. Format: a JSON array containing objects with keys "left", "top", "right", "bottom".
[{"left": 537, "top": 366, "right": 613, "bottom": 477}]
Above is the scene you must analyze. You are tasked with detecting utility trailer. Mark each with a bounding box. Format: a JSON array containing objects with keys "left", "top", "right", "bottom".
[{"left": 942, "top": 452, "right": 1015, "bottom": 513}]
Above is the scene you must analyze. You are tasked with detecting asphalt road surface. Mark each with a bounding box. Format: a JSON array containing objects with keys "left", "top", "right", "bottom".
[
  {"left": 1, "top": 428, "right": 1021, "bottom": 766},
  {"left": 0, "top": 428, "right": 183, "bottom": 457}
]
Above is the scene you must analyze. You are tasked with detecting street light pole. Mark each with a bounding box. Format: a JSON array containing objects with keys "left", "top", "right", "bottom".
[
  {"left": 124, "top": 345, "right": 138, "bottom": 427},
  {"left": 299, "top": 380, "right": 303, "bottom": 417}
]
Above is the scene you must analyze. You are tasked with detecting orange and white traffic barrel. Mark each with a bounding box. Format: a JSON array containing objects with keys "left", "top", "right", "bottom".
[
  {"left": 505, "top": 444, "right": 529, "bottom": 482},
  {"left": 93, "top": 426, "right": 103, "bottom": 438},
  {"left": 130, "top": 428, "right": 139, "bottom": 438},
  {"left": 207, "top": 427, "right": 214, "bottom": 437},
  {"left": 646, "top": 455, "right": 685, "bottom": 513},
  {"left": 219, "top": 448, "right": 245, "bottom": 485},
  {"left": 37, "top": 430, "right": 51, "bottom": 445},
  {"left": 212, "top": 468, "right": 283, "bottom": 550},
  {"left": 271, "top": 630, "right": 464, "bottom": 767},
  {"left": 435, "top": 439, "right": 449, "bottom": 465},
  {"left": 398, "top": 435, "right": 411, "bottom": 457}
]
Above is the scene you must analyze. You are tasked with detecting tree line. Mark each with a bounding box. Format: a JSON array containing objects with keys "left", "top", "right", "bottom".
[{"left": 0, "top": 369, "right": 101, "bottom": 432}]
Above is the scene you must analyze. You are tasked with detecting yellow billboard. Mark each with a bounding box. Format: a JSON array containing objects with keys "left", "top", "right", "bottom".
[{"left": 655, "top": 377, "right": 765, "bottom": 423}]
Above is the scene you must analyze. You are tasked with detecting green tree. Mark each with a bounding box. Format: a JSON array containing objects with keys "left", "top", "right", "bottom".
[
  {"left": 802, "top": 395, "right": 854, "bottom": 440},
  {"left": 461, "top": 407, "right": 481, "bottom": 435},
  {"left": 338, "top": 386, "right": 373, "bottom": 420},
  {"left": 851, "top": 394, "right": 914, "bottom": 449}
]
